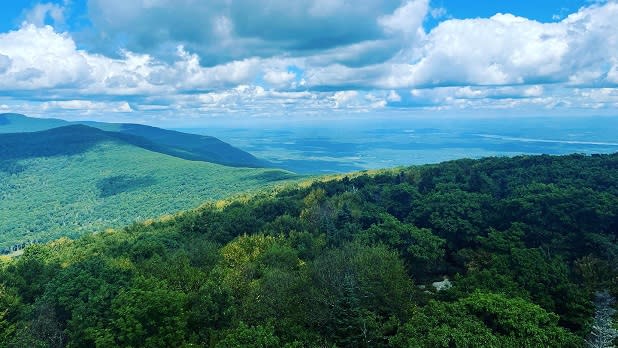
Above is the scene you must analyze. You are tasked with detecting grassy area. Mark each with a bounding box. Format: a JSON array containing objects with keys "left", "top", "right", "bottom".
[{"left": 0, "top": 140, "right": 297, "bottom": 250}]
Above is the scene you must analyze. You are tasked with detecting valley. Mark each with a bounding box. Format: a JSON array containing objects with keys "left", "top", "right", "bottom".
[{"left": 184, "top": 116, "right": 618, "bottom": 173}]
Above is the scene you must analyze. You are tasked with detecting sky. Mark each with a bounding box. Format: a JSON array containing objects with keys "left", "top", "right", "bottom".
[{"left": 0, "top": 0, "right": 617, "bottom": 125}]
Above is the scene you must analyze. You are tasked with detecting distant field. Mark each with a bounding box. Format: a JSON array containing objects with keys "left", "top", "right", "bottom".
[
  {"left": 0, "top": 141, "right": 296, "bottom": 251},
  {"left": 183, "top": 115, "right": 618, "bottom": 173}
]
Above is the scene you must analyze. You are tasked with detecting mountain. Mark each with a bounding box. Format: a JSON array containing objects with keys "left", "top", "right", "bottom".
[
  {"left": 0, "top": 124, "right": 297, "bottom": 251},
  {"left": 1, "top": 153, "right": 615, "bottom": 347},
  {"left": 0, "top": 113, "right": 69, "bottom": 133},
  {"left": 114, "top": 123, "right": 267, "bottom": 167},
  {"left": 0, "top": 124, "right": 151, "bottom": 161},
  {"left": 0, "top": 113, "right": 268, "bottom": 168}
]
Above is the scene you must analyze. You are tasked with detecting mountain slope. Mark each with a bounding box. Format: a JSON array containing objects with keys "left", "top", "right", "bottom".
[
  {"left": 0, "top": 125, "right": 297, "bottom": 251},
  {"left": 0, "top": 113, "right": 268, "bottom": 168},
  {"left": 114, "top": 123, "right": 267, "bottom": 167},
  {"left": 0, "top": 124, "right": 152, "bottom": 161},
  {"left": 1, "top": 153, "right": 615, "bottom": 347}
]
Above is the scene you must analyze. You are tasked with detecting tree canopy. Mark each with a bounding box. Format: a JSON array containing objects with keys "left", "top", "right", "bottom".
[{"left": 1, "top": 153, "right": 617, "bottom": 347}]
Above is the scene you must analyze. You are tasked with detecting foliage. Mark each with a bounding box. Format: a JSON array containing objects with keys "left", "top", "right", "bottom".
[
  {"left": 0, "top": 153, "right": 617, "bottom": 347},
  {"left": 391, "top": 291, "right": 581, "bottom": 347},
  {"left": 0, "top": 134, "right": 297, "bottom": 251}
]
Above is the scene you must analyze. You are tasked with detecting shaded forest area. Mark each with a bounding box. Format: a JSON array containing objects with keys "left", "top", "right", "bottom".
[{"left": 1, "top": 153, "right": 617, "bottom": 347}]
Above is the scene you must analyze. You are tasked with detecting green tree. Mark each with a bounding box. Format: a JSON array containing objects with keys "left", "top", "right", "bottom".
[
  {"left": 392, "top": 292, "right": 582, "bottom": 347},
  {"left": 309, "top": 243, "right": 412, "bottom": 346},
  {"left": 358, "top": 214, "right": 445, "bottom": 277},
  {"left": 0, "top": 284, "right": 20, "bottom": 346},
  {"left": 216, "top": 322, "right": 281, "bottom": 348},
  {"left": 110, "top": 276, "right": 188, "bottom": 347}
]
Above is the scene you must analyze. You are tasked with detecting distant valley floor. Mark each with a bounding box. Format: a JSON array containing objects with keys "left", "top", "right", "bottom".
[{"left": 182, "top": 115, "right": 618, "bottom": 174}]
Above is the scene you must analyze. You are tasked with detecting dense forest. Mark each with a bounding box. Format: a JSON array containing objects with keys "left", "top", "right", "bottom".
[
  {"left": 0, "top": 125, "right": 295, "bottom": 252},
  {"left": 1, "top": 153, "right": 617, "bottom": 347}
]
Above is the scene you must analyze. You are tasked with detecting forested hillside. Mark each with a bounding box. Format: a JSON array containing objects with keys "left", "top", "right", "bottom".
[
  {"left": 1, "top": 153, "right": 617, "bottom": 347},
  {"left": 0, "top": 114, "right": 268, "bottom": 168},
  {"left": 0, "top": 125, "right": 296, "bottom": 252}
]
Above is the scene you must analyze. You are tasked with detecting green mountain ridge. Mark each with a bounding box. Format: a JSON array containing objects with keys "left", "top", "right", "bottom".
[
  {"left": 0, "top": 124, "right": 298, "bottom": 251},
  {"left": 0, "top": 113, "right": 268, "bottom": 168},
  {"left": 0, "top": 124, "right": 156, "bottom": 161}
]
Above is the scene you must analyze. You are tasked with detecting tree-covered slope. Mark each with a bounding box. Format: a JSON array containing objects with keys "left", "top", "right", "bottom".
[
  {"left": 0, "top": 125, "right": 153, "bottom": 161},
  {"left": 113, "top": 123, "right": 268, "bottom": 167},
  {"left": 0, "top": 113, "right": 268, "bottom": 168},
  {"left": 0, "top": 125, "right": 296, "bottom": 251},
  {"left": 1, "top": 153, "right": 616, "bottom": 347}
]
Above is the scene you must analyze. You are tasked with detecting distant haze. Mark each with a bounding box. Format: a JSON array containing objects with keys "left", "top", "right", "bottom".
[{"left": 180, "top": 116, "right": 618, "bottom": 173}]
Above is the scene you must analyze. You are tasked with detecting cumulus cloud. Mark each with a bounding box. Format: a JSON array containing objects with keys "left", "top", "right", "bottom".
[
  {"left": 332, "top": 91, "right": 359, "bottom": 108},
  {"left": 0, "top": 54, "right": 11, "bottom": 74},
  {"left": 0, "top": 25, "right": 266, "bottom": 93},
  {"left": 430, "top": 7, "right": 448, "bottom": 19},
  {"left": 43, "top": 100, "right": 133, "bottom": 113},
  {"left": 387, "top": 90, "right": 402, "bottom": 102},
  {"left": 1, "top": 1, "right": 618, "bottom": 122},
  {"left": 23, "top": 2, "right": 66, "bottom": 27},
  {"left": 411, "top": 85, "right": 547, "bottom": 103},
  {"left": 379, "top": 0, "right": 428, "bottom": 37},
  {"left": 380, "top": 14, "right": 569, "bottom": 88},
  {"left": 379, "top": 2, "right": 618, "bottom": 89},
  {"left": 263, "top": 70, "right": 297, "bottom": 88},
  {"left": 0, "top": 25, "right": 91, "bottom": 89},
  {"left": 86, "top": 0, "right": 429, "bottom": 67}
]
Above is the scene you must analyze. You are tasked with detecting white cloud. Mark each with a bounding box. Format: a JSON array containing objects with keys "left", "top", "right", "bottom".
[
  {"left": 379, "top": 0, "right": 428, "bottom": 37},
  {"left": 23, "top": 2, "right": 66, "bottom": 27},
  {"left": 1, "top": 1, "right": 618, "bottom": 122},
  {"left": 430, "top": 7, "right": 448, "bottom": 19},
  {"left": 87, "top": 0, "right": 405, "bottom": 66},
  {"left": 411, "top": 85, "right": 548, "bottom": 103},
  {"left": 387, "top": 90, "right": 402, "bottom": 102},
  {"left": 574, "top": 88, "right": 618, "bottom": 104},
  {"left": 332, "top": 91, "right": 358, "bottom": 108},
  {"left": 523, "top": 85, "right": 544, "bottom": 97},
  {"left": 43, "top": 100, "right": 133, "bottom": 113},
  {"left": 0, "top": 25, "right": 266, "bottom": 94},
  {"left": 0, "top": 54, "right": 11, "bottom": 73},
  {"left": 263, "top": 70, "right": 296, "bottom": 88},
  {"left": 0, "top": 25, "right": 91, "bottom": 89},
  {"left": 164, "top": 47, "right": 262, "bottom": 90},
  {"left": 380, "top": 2, "right": 618, "bottom": 89},
  {"left": 608, "top": 65, "right": 618, "bottom": 84},
  {"left": 380, "top": 14, "right": 568, "bottom": 88}
]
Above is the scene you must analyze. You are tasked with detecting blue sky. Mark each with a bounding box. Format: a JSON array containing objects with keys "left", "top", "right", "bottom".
[
  {"left": 0, "top": 0, "right": 616, "bottom": 125},
  {"left": 433, "top": 0, "right": 587, "bottom": 21}
]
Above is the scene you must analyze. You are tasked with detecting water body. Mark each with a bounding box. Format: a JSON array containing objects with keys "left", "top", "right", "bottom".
[{"left": 180, "top": 116, "right": 618, "bottom": 174}]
